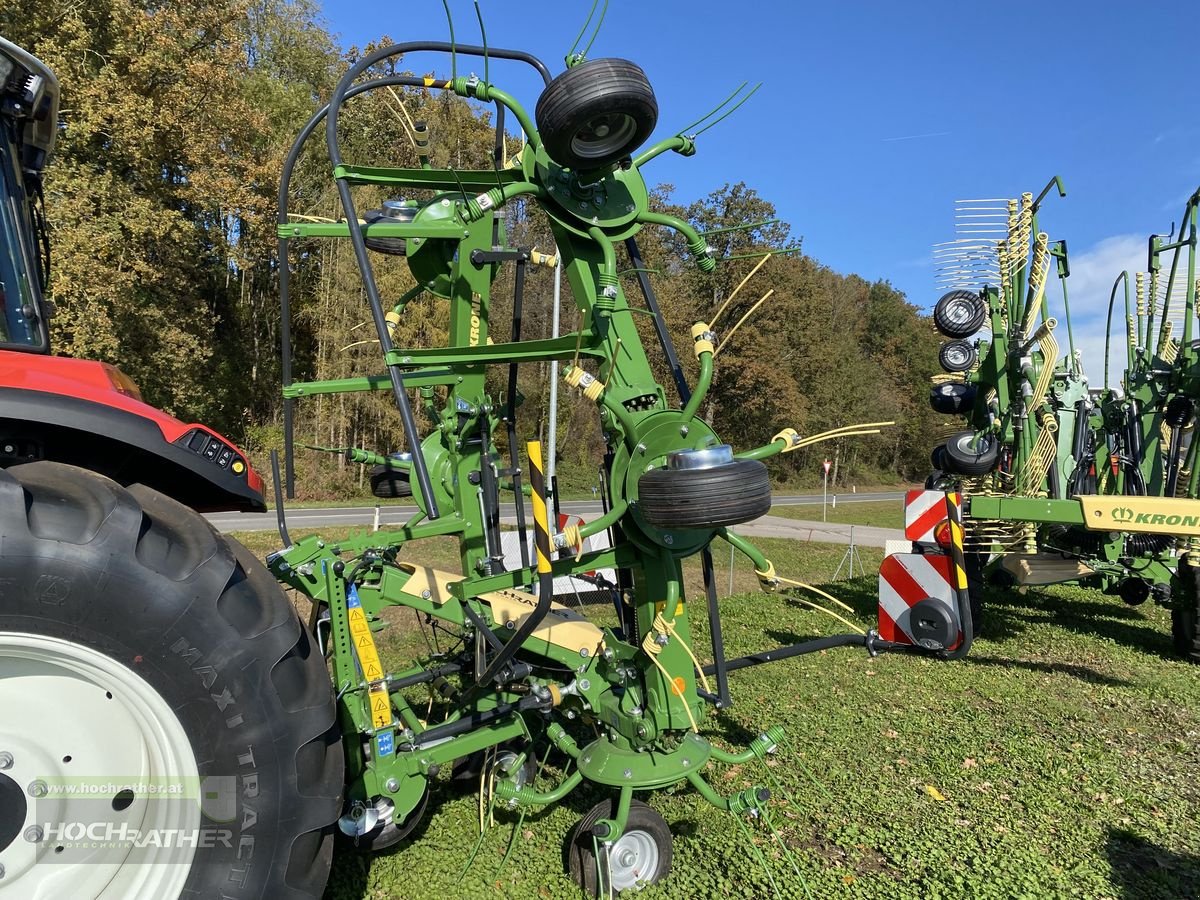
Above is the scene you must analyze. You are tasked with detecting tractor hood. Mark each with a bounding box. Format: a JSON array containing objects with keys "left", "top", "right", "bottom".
[{"left": 0, "top": 35, "right": 58, "bottom": 174}]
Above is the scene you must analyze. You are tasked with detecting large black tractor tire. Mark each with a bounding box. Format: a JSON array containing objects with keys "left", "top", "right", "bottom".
[
  {"left": 535, "top": 58, "right": 658, "bottom": 170},
  {"left": 0, "top": 462, "right": 343, "bottom": 899},
  {"left": 566, "top": 798, "right": 672, "bottom": 895},
  {"left": 638, "top": 459, "right": 771, "bottom": 529},
  {"left": 1173, "top": 560, "right": 1200, "bottom": 663},
  {"left": 929, "top": 382, "right": 977, "bottom": 415},
  {"left": 933, "top": 290, "right": 987, "bottom": 338},
  {"left": 941, "top": 430, "right": 1001, "bottom": 476}
]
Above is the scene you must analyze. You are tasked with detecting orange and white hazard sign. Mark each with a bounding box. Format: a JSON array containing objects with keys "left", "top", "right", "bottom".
[
  {"left": 877, "top": 552, "right": 961, "bottom": 646},
  {"left": 903, "top": 489, "right": 960, "bottom": 543}
]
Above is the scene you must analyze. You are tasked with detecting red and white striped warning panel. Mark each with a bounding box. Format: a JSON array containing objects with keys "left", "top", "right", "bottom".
[
  {"left": 903, "top": 490, "right": 960, "bottom": 542},
  {"left": 877, "top": 552, "right": 960, "bottom": 645}
]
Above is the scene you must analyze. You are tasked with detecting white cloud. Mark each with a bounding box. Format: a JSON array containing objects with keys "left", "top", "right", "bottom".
[{"left": 1047, "top": 234, "right": 1148, "bottom": 390}]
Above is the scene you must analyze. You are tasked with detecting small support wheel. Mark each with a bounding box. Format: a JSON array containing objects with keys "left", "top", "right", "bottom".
[
  {"left": 925, "top": 468, "right": 956, "bottom": 491},
  {"left": 933, "top": 289, "right": 987, "bottom": 338},
  {"left": 938, "top": 339, "right": 977, "bottom": 373},
  {"left": 567, "top": 798, "right": 673, "bottom": 895},
  {"left": 370, "top": 464, "right": 413, "bottom": 498},
  {"left": 929, "top": 382, "right": 976, "bottom": 414},
  {"left": 341, "top": 784, "right": 429, "bottom": 853},
  {"left": 941, "top": 430, "right": 1000, "bottom": 476}
]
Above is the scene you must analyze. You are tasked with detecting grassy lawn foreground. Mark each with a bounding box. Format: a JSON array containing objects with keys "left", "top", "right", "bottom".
[
  {"left": 234, "top": 527, "right": 1200, "bottom": 899},
  {"left": 767, "top": 499, "right": 904, "bottom": 530}
]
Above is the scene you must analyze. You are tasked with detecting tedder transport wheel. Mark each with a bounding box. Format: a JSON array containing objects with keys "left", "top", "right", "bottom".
[
  {"left": 567, "top": 799, "right": 672, "bottom": 895},
  {"left": 933, "top": 289, "right": 987, "bottom": 338},
  {"left": 638, "top": 458, "right": 771, "bottom": 529},
  {"left": 369, "top": 464, "right": 413, "bottom": 499},
  {"left": 0, "top": 462, "right": 342, "bottom": 899},
  {"left": 941, "top": 430, "right": 1000, "bottom": 476},
  {"left": 341, "top": 786, "right": 429, "bottom": 853},
  {"left": 1173, "top": 561, "right": 1200, "bottom": 663},
  {"left": 535, "top": 58, "right": 658, "bottom": 170}
]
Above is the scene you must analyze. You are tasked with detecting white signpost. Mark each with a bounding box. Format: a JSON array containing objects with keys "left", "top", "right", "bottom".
[{"left": 822, "top": 458, "right": 832, "bottom": 522}]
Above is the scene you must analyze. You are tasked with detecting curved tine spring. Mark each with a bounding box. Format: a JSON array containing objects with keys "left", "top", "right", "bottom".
[
  {"left": 567, "top": 0, "right": 601, "bottom": 62},
  {"left": 440, "top": 0, "right": 457, "bottom": 79},
  {"left": 692, "top": 82, "right": 762, "bottom": 137},
  {"left": 676, "top": 81, "right": 748, "bottom": 137},
  {"left": 580, "top": 0, "right": 610, "bottom": 59}
]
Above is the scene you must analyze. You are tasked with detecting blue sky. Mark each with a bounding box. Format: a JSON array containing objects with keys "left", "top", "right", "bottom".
[{"left": 320, "top": 0, "right": 1198, "bottom": 375}]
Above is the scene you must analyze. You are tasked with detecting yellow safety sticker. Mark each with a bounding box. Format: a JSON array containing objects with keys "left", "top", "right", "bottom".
[{"left": 347, "top": 588, "right": 390, "bottom": 727}]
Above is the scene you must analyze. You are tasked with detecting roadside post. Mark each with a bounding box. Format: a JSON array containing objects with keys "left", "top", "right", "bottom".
[{"left": 822, "top": 458, "right": 832, "bottom": 521}]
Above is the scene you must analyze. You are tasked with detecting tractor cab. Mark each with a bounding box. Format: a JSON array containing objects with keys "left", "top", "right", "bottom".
[
  {"left": 0, "top": 35, "right": 265, "bottom": 512},
  {"left": 0, "top": 35, "right": 55, "bottom": 353}
]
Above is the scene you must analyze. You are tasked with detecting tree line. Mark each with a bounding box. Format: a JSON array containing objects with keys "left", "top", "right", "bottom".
[{"left": 5, "top": 0, "right": 945, "bottom": 497}]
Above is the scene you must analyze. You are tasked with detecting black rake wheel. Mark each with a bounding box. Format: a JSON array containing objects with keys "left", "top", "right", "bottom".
[
  {"left": 535, "top": 58, "right": 658, "bottom": 170},
  {"left": 925, "top": 468, "right": 956, "bottom": 491},
  {"left": 933, "top": 289, "right": 987, "bottom": 338},
  {"left": 638, "top": 458, "right": 771, "bottom": 529},
  {"left": 341, "top": 783, "right": 429, "bottom": 853},
  {"left": 929, "top": 382, "right": 977, "bottom": 415},
  {"left": 942, "top": 430, "right": 1000, "bottom": 476},
  {"left": 567, "top": 798, "right": 673, "bottom": 896},
  {"left": 939, "top": 339, "right": 978, "bottom": 373}
]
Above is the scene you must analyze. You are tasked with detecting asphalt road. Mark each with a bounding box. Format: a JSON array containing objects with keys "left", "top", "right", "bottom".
[{"left": 205, "top": 490, "right": 906, "bottom": 546}]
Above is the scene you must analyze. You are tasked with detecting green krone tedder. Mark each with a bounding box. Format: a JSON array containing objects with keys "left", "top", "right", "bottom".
[
  {"left": 268, "top": 35, "right": 912, "bottom": 895},
  {"left": 924, "top": 180, "right": 1200, "bottom": 661}
]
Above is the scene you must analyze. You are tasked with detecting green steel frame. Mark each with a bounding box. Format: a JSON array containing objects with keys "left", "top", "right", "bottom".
[{"left": 267, "top": 40, "right": 829, "bottom": 857}]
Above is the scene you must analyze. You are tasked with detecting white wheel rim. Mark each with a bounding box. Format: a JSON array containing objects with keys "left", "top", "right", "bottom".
[
  {"left": 0, "top": 632, "right": 199, "bottom": 899},
  {"left": 607, "top": 828, "right": 660, "bottom": 891}
]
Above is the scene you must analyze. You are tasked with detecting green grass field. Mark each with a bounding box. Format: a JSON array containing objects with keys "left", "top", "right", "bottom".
[
  {"left": 767, "top": 499, "right": 904, "bottom": 530},
  {"left": 234, "top": 526, "right": 1200, "bottom": 899}
]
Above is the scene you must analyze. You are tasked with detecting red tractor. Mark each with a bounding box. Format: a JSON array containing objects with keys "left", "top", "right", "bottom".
[{"left": 0, "top": 38, "right": 341, "bottom": 898}]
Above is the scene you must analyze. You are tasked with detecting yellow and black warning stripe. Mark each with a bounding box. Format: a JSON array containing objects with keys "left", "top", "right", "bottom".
[
  {"left": 527, "top": 441, "right": 552, "bottom": 576},
  {"left": 942, "top": 492, "right": 969, "bottom": 591}
]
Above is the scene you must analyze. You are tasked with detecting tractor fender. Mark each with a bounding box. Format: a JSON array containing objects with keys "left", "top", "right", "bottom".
[{"left": 0, "top": 376, "right": 264, "bottom": 513}]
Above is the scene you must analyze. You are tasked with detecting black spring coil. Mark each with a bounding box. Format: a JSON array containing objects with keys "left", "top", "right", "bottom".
[
  {"left": 1165, "top": 396, "right": 1194, "bottom": 428},
  {"left": 1125, "top": 533, "right": 1173, "bottom": 556},
  {"left": 1045, "top": 525, "right": 1106, "bottom": 556}
]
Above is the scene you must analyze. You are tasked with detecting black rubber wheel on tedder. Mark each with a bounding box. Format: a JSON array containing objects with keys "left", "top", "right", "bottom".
[
  {"left": 0, "top": 461, "right": 343, "bottom": 899},
  {"left": 535, "top": 58, "right": 658, "bottom": 170},
  {"left": 934, "top": 290, "right": 987, "bottom": 338},
  {"left": 942, "top": 430, "right": 1001, "bottom": 476},
  {"left": 638, "top": 459, "right": 771, "bottom": 529},
  {"left": 929, "top": 382, "right": 977, "bottom": 415},
  {"left": 370, "top": 463, "right": 413, "bottom": 499},
  {"left": 566, "top": 798, "right": 672, "bottom": 895},
  {"left": 939, "top": 340, "right": 978, "bottom": 373}
]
